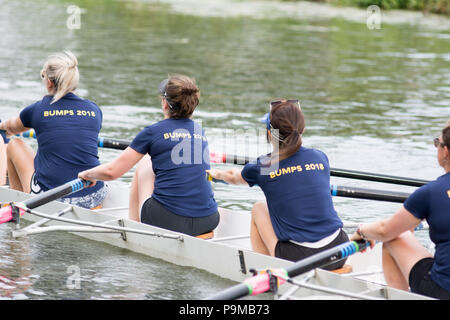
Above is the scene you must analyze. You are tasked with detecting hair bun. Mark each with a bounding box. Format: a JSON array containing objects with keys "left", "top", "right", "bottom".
[{"left": 181, "top": 87, "right": 198, "bottom": 95}]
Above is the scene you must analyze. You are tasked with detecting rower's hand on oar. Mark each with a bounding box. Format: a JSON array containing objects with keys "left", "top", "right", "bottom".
[
  {"left": 78, "top": 171, "right": 97, "bottom": 187},
  {"left": 206, "top": 169, "right": 222, "bottom": 181},
  {"left": 350, "top": 232, "right": 376, "bottom": 251}
]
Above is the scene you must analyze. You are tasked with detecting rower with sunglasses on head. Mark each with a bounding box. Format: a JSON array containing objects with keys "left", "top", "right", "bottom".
[
  {"left": 79, "top": 75, "right": 219, "bottom": 237},
  {"left": 207, "top": 99, "right": 349, "bottom": 269},
  {"left": 350, "top": 121, "right": 450, "bottom": 300},
  {"left": 0, "top": 50, "right": 107, "bottom": 209}
]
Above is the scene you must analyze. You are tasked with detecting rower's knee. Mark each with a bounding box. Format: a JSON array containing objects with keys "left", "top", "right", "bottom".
[
  {"left": 383, "top": 230, "right": 413, "bottom": 250},
  {"left": 6, "top": 138, "right": 26, "bottom": 160},
  {"left": 251, "top": 202, "right": 270, "bottom": 226},
  {"left": 251, "top": 201, "right": 268, "bottom": 217}
]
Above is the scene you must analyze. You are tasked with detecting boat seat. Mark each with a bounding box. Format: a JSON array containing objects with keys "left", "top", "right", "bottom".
[
  {"left": 196, "top": 231, "right": 214, "bottom": 240},
  {"left": 331, "top": 264, "right": 353, "bottom": 274}
]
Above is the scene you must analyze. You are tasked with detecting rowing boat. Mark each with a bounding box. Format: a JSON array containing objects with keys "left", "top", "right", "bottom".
[{"left": 0, "top": 183, "right": 432, "bottom": 300}]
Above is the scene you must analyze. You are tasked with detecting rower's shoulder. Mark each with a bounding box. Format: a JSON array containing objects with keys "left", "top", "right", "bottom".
[{"left": 299, "top": 146, "right": 328, "bottom": 159}]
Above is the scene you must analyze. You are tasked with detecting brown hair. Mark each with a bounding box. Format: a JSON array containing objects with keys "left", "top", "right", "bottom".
[
  {"left": 164, "top": 75, "right": 200, "bottom": 119},
  {"left": 270, "top": 100, "right": 305, "bottom": 161},
  {"left": 442, "top": 123, "right": 450, "bottom": 150}
]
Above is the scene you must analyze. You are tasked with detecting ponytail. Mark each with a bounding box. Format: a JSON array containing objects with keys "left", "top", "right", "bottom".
[
  {"left": 42, "top": 50, "right": 79, "bottom": 104},
  {"left": 269, "top": 101, "right": 305, "bottom": 162}
]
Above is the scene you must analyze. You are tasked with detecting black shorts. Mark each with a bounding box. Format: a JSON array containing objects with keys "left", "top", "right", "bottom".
[
  {"left": 409, "top": 257, "right": 450, "bottom": 300},
  {"left": 274, "top": 229, "right": 349, "bottom": 270},
  {"left": 140, "top": 197, "right": 220, "bottom": 237}
]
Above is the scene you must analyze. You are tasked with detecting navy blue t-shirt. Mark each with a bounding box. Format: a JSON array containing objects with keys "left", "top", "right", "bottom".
[
  {"left": 19, "top": 93, "right": 104, "bottom": 197},
  {"left": 404, "top": 172, "right": 450, "bottom": 292},
  {"left": 241, "top": 147, "right": 343, "bottom": 243},
  {"left": 129, "top": 118, "right": 218, "bottom": 218}
]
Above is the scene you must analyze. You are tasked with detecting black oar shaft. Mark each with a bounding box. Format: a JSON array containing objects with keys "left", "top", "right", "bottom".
[
  {"left": 330, "top": 168, "right": 428, "bottom": 187},
  {"left": 207, "top": 240, "right": 368, "bottom": 300},
  {"left": 207, "top": 283, "right": 250, "bottom": 300},
  {"left": 220, "top": 154, "right": 429, "bottom": 187},
  {"left": 0, "top": 178, "right": 91, "bottom": 225},
  {"left": 17, "top": 132, "right": 430, "bottom": 187},
  {"left": 286, "top": 240, "right": 368, "bottom": 278},
  {"left": 206, "top": 173, "right": 411, "bottom": 203},
  {"left": 331, "top": 185, "right": 410, "bottom": 203},
  {"left": 97, "top": 137, "right": 130, "bottom": 150},
  {"left": 24, "top": 179, "right": 91, "bottom": 209}
]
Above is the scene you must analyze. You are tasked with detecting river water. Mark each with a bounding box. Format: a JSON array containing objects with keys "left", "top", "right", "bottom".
[{"left": 0, "top": 0, "right": 449, "bottom": 300}]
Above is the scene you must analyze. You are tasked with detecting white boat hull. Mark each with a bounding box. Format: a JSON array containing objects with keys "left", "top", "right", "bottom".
[{"left": 0, "top": 184, "right": 432, "bottom": 300}]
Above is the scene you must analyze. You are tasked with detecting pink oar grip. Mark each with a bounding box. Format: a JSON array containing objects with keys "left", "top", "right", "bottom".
[
  {"left": 0, "top": 205, "right": 25, "bottom": 224},
  {"left": 209, "top": 152, "right": 226, "bottom": 164},
  {"left": 0, "top": 206, "right": 13, "bottom": 224},
  {"left": 244, "top": 269, "right": 287, "bottom": 296}
]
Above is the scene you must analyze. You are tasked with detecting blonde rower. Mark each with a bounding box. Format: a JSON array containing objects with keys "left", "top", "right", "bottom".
[{"left": 0, "top": 50, "right": 106, "bottom": 209}]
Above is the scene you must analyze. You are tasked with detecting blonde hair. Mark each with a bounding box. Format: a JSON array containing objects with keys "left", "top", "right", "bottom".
[{"left": 42, "top": 50, "right": 79, "bottom": 104}]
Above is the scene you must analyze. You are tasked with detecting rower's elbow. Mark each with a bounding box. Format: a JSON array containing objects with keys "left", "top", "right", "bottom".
[
  {"left": 378, "top": 220, "right": 396, "bottom": 242},
  {"left": 103, "top": 164, "right": 120, "bottom": 181}
]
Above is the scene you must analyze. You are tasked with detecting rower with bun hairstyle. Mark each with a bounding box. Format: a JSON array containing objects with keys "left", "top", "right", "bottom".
[
  {"left": 79, "top": 75, "right": 219, "bottom": 236},
  {"left": 207, "top": 100, "right": 349, "bottom": 268},
  {"left": 0, "top": 50, "right": 106, "bottom": 209}
]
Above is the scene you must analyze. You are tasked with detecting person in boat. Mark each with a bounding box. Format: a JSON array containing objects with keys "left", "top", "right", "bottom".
[
  {"left": 0, "top": 122, "right": 8, "bottom": 186},
  {"left": 206, "top": 99, "right": 349, "bottom": 269},
  {"left": 351, "top": 122, "right": 450, "bottom": 300},
  {"left": 0, "top": 50, "right": 107, "bottom": 209},
  {"left": 78, "top": 75, "right": 219, "bottom": 237}
]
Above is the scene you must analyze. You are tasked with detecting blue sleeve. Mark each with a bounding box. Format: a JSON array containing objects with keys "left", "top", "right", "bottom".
[
  {"left": 241, "top": 161, "right": 260, "bottom": 187},
  {"left": 93, "top": 102, "right": 103, "bottom": 129},
  {"left": 403, "top": 185, "right": 430, "bottom": 220},
  {"left": 19, "top": 102, "right": 39, "bottom": 128},
  {"left": 129, "top": 127, "right": 152, "bottom": 155}
]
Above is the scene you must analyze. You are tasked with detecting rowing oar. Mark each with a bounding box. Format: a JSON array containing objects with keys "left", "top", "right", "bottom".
[
  {"left": 0, "top": 178, "right": 91, "bottom": 224},
  {"left": 15, "top": 130, "right": 131, "bottom": 150},
  {"left": 206, "top": 240, "right": 369, "bottom": 300},
  {"left": 209, "top": 152, "right": 429, "bottom": 187},
  {"left": 16, "top": 131, "right": 429, "bottom": 187},
  {"left": 206, "top": 173, "right": 410, "bottom": 203}
]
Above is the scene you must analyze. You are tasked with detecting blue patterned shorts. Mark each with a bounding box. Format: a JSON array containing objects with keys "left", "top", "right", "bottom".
[
  {"left": 60, "top": 184, "right": 109, "bottom": 209},
  {"left": 30, "top": 172, "right": 108, "bottom": 209}
]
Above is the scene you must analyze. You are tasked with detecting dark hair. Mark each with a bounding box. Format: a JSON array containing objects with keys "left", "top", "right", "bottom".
[
  {"left": 442, "top": 123, "right": 450, "bottom": 150},
  {"left": 269, "top": 101, "right": 305, "bottom": 161},
  {"left": 164, "top": 75, "right": 200, "bottom": 119}
]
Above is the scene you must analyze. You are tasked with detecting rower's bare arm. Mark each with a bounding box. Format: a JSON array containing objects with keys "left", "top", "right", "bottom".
[
  {"left": 0, "top": 117, "right": 29, "bottom": 136},
  {"left": 207, "top": 168, "right": 247, "bottom": 185},
  {"left": 351, "top": 206, "right": 422, "bottom": 243},
  {"left": 79, "top": 147, "right": 144, "bottom": 183}
]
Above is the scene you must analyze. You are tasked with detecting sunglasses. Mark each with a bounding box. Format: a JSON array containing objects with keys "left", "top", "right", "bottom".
[
  {"left": 40, "top": 69, "right": 45, "bottom": 79},
  {"left": 266, "top": 99, "right": 301, "bottom": 130},
  {"left": 434, "top": 137, "right": 445, "bottom": 148},
  {"left": 269, "top": 99, "right": 300, "bottom": 110},
  {"left": 161, "top": 92, "right": 178, "bottom": 110}
]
